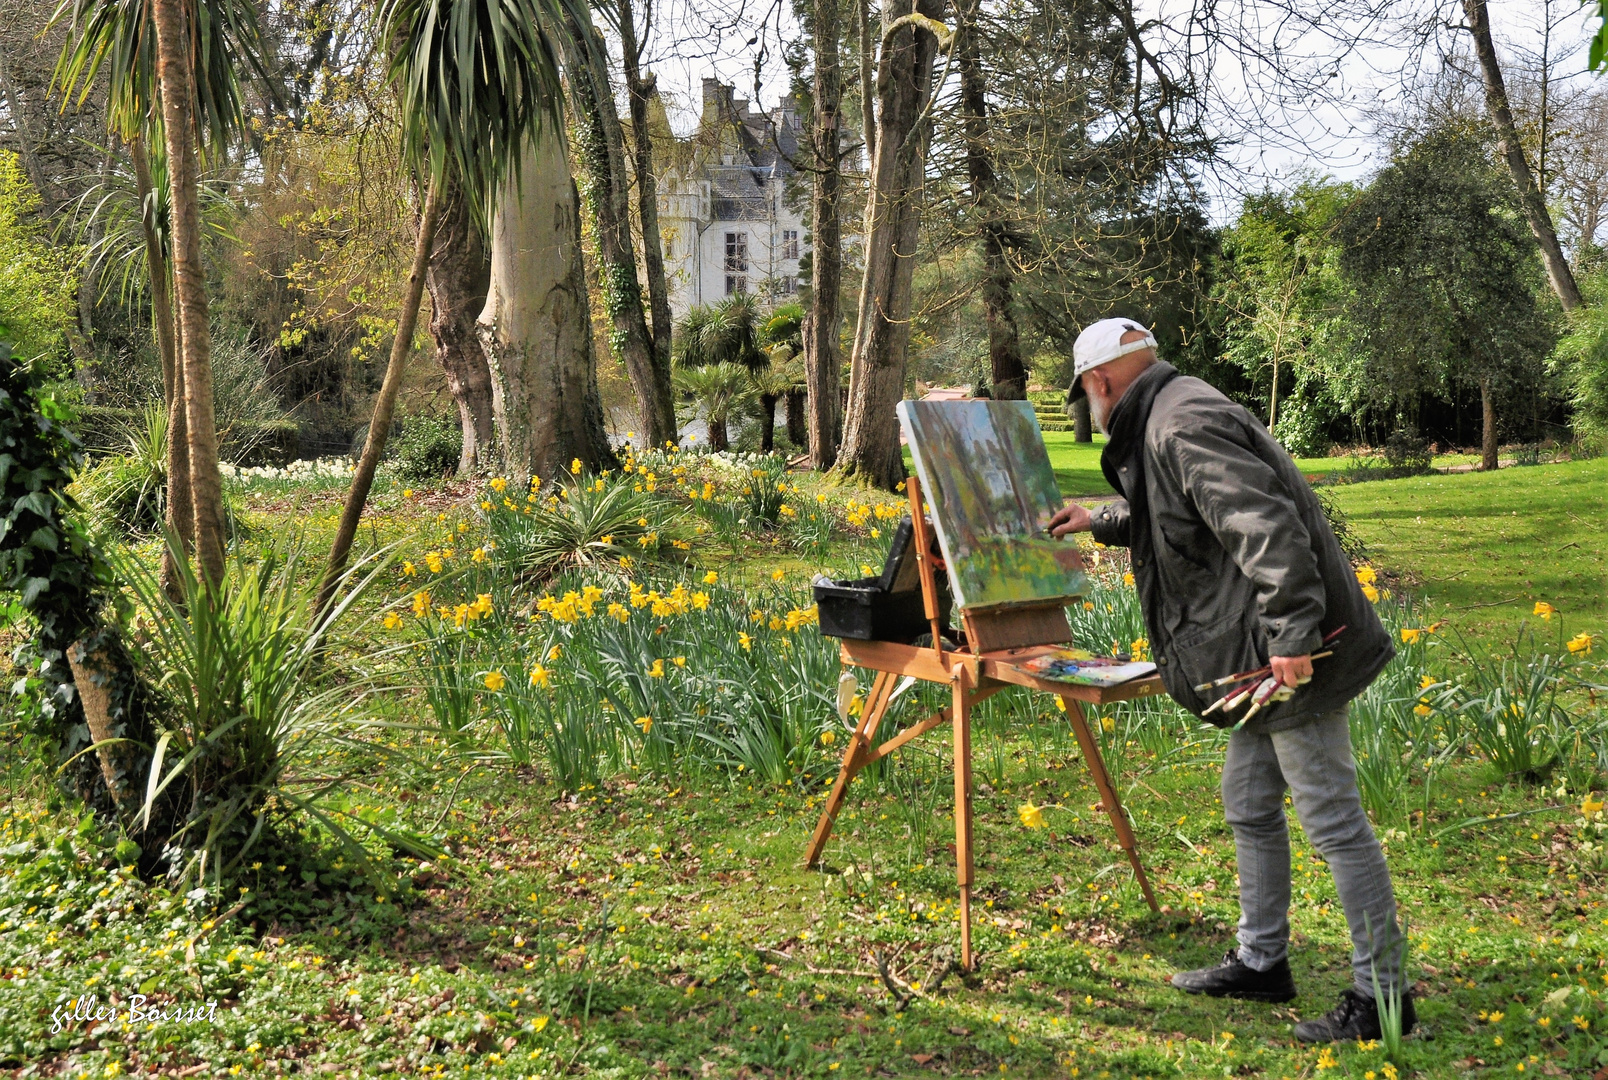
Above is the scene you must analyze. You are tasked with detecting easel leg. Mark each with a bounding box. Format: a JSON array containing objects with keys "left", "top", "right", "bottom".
[
  {"left": 1061, "top": 696, "right": 1161, "bottom": 913},
  {"left": 804, "top": 672, "right": 895, "bottom": 868},
  {"left": 952, "top": 675, "right": 975, "bottom": 971}
]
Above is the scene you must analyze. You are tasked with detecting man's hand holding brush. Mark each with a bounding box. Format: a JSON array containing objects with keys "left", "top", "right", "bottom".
[{"left": 1269, "top": 654, "right": 1314, "bottom": 688}]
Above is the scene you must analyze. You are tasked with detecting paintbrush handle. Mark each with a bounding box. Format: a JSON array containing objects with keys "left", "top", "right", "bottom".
[{"left": 1195, "top": 649, "right": 1338, "bottom": 693}]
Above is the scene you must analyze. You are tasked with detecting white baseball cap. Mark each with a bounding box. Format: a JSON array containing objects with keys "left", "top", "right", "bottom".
[{"left": 1068, "top": 318, "right": 1157, "bottom": 399}]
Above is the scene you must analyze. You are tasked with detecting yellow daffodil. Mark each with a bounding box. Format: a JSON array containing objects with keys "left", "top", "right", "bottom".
[
  {"left": 1567, "top": 632, "right": 1593, "bottom": 655},
  {"left": 383, "top": 612, "right": 403, "bottom": 630},
  {"left": 412, "top": 591, "right": 431, "bottom": 617},
  {"left": 490, "top": 477, "right": 507, "bottom": 493},
  {"left": 402, "top": 561, "right": 416, "bottom": 577},
  {"left": 402, "top": 488, "right": 414, "bottom": 499},
  {"left": 820, "top": 731, "right": 836, "bottom": 747},
  {"left": 529, "top": 665, "right": 551, "bottom": 689},
  {"left": 1122, "top": 571, "right": 1135, "bottom": 587},
  {"left": 1534, "top": 601, "right": 1557, "bottom": 619},
  {"left": 1354, "top": 565, "right": 1377, "bottom": 585},
  {"left": 547, "top": 645, "right": 562, "bottom": 662},
  {"left": 570, "top": 458, "right": 584, "bottom": 475},
  {"left": 673, "top": 656, "right": 686, "bottom": 667},
  {"left": 738, "top": 632, "right": 753, "bottom": 651},
  {"left": 1361, "top": 583, "right": 1380, "bottom": 603},
  {"left": 1018, "top": 803, "right": 1047, "bottom": 829},
  {"left": 483, "top": 671, "right": 506, "bottom": 692},
  {"left": 472, "top": 547, "right": 487, "bottom": 562},
  {"left": 648, "top": 659, "right": 666, "bottom": 679},
  {"left": 771, "top": 569, "right": 786, "bottom": 582},
  {"left": 1400, "top": 627, "right": 1422, "bottom": 644},
  {"left": 635, "top": 716, "right": 653, "bottom": 734},
  {"left": 1583, "top": 796, "right": 1605, "bottom": 816}
]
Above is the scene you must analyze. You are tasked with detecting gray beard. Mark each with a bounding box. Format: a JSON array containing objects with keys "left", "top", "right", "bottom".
[{"left": 1089, "top": 393, "right": 1111, "bottom": 434}]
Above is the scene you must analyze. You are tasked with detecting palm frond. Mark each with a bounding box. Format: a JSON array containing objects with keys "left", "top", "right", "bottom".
[
  {"left": 50, "top": 0, "right": 271, "bottom": 150},
  {"left": 380, "top": 0, "right": 594, "bottom": 226},
  {"left": 57, "top": 137, "right": 234, "bottom": 308}
]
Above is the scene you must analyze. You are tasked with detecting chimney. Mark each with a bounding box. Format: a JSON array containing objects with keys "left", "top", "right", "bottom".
[{"left": 702, "top": 77, "right": 728, "bottom": 121}]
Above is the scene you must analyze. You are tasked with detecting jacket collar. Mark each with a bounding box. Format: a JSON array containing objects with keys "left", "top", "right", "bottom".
[{"left": 1099, "top": 361, "right": 1178, "bottom": 497}]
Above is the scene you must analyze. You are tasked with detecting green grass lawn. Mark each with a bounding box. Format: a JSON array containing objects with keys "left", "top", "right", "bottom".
[
  {"left": 7, "top": 718, "right": 1605, "bottom": 1079},
  {"left": 1326, "top": 458, "right": 1608, "bottom": 650}
]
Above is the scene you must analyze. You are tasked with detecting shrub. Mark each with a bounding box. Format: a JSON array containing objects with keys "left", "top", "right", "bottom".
[
  {"left": 480, "top": 467, "right": 684, "bottom": 581},
  {"left": 394, "top": 414, "right": 462, "bottom": 484},
  {"left": 1551, "top": 271, "right": 1608, "bottom": 451},
  {"left": 116, "top": 538, "right": 435, "bottom": 884},
  {"left": 71, "top": 402, "right": 168, "bottom": 535}
]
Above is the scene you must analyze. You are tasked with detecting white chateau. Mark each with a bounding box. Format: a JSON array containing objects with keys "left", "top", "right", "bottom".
[{"left": 658, "top": 79, "right": 808, "bottom": 316}]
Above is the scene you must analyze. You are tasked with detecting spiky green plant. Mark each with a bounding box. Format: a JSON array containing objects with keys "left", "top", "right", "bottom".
[{"left": 116, "top": 537, "right": 436, "bottom": 885}]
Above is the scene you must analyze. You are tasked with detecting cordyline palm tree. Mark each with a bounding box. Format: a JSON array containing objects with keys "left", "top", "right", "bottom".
[
  {"left": 317, "top": 0, "right": 586, "bottom": 613},
  {"left": 52, "top": 0, "right": 269, "bottom": 591}
]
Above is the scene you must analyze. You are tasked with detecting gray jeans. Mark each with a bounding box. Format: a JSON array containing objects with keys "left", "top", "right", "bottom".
[{"left": 1222, "top": 708, "right": 1404, "bottom": 994}]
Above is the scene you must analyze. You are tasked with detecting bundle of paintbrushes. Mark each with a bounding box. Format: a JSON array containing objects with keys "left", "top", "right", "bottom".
[{"left": 1196, "top": 626, "right": 1347, "bottom": 727}]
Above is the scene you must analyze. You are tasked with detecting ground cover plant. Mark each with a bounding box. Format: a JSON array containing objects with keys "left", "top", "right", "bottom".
[{"left": 2, "top": 449, "right": 1606, "bottom": 1079}]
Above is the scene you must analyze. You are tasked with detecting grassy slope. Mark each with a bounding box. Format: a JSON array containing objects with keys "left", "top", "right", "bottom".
[{"left": 1326, "top": 458, "right": 1608, "bottom": 649}]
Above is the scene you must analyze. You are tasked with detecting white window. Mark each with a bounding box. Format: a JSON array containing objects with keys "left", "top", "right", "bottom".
[
  {"left": 781, "top": 275, "right": 798, "bottom": 294},
  {"left": 724, "top": 232, "right": 748, "bottom": 273},
  {"left": 725, "top": 275, "right": 747, "bottom": 295},
  {"left": 782, "top": 229, "right": 800, "bottom": 260}
]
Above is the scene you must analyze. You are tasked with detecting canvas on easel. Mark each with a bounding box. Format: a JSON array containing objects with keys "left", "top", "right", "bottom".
[{"left": 898, "top": 399, "right": 1087, "bottom": 612}]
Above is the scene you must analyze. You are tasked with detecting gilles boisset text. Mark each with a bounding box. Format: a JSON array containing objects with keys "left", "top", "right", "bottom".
[{"left": 51, "top": 994, "right": 219, "bottom": 1033}]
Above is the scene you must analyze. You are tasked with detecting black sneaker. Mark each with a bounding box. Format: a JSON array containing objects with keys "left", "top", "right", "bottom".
[
  {"left": 1170, "top": 948, "right": 1297, "bottom": 1002},
  {"left": 1293, "top": 988, "right": 1417, "bottom": 1043}
]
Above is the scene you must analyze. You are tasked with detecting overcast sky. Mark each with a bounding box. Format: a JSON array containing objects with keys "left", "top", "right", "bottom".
[{"left": 632, "top": 0, "right": 1603, "bottom": 222}]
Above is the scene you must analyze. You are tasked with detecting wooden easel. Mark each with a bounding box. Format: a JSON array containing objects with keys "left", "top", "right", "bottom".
[{"left": 803, "top": 476, "right": 1164, "bottom": 971}]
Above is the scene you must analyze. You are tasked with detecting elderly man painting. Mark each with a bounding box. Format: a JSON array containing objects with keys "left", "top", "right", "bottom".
[{"left": 1047, "top": 318, "right": 1411, "bottom": 1043}]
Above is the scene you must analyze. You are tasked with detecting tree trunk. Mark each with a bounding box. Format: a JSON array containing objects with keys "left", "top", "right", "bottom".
[
  {"left": 956, "top": 10, "right": 1025, "bottom": 400},
  {"left": 759, "top": 393, "right": 779, "bottom": 451},
  {"left": 837, "top": 0, "right": 946, "bottom": 489},
  {"left": 1462, "top": 0, "right": 1582, "bottom": 312},
  {"left": 1480, "top": 375, "right": 1499, "bottom": 471},
  {"left": 425, "top": 182, "right": 495, "bottom": 474},
  {"left": 67, "top": 642, "right": 140, "bottom": 820},
  {"left": 708, "top": 415, "right": 729, "bottom": 452},
  {"left": 803, "top": 0, "right": 845, "bottom": 470},
  {"left": 859, "top": 0, "right": 876, "bottom": 162},
  {"left": 133, "top": 138, "right": 193, "bottom": 601},
  {"left": 318, "top": 183, "right": 442, "bottom": 613},
  {"left": 1268, "top": 352, "right": 1280, "bottom": 432},
  {"left": 786, "top": 388, "right": 807, "bottom": 446},
  {"left": 150, "top": 0, "right": 227, "bottom": 588},
  {"left": 479, "top": 133, "right": 614, "bottom": 484},
  {"left": 566, "top": 17, "right": 677, "bottom": 447},
  {"left": 618, "top": 0, "right": 674, "bottom": 376},
  {"left": 1072, "top": 396, "right": 1091, "bottom": 442}
]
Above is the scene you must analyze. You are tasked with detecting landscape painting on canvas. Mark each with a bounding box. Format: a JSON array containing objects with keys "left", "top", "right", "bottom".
[{"left": 898, "top": 399, "right": 1088, "bottom": 611}]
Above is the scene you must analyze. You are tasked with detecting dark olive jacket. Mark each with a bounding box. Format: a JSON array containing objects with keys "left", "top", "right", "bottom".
[{"left": 1088, "top": 362, "right": 1394, "bottom": 732}]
